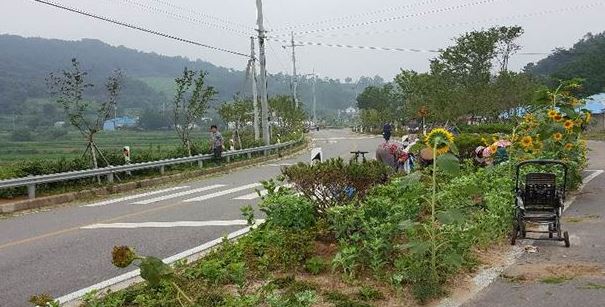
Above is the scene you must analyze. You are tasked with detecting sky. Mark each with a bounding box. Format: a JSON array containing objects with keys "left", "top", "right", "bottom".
[{"left": 1, "top": 0, "right": 604, "bottom": 80}]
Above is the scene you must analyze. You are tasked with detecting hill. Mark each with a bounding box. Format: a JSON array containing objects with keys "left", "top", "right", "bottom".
[
  {"left": 524, "top": 31, "right": 605, "bottom": 96},
  {"left": 0, "top": 35, "right": 379, "bottom": 129}
]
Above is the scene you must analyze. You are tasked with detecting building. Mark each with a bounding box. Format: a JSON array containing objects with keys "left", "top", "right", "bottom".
[{"left": 103, "top": 116, "right": 137, "bottom": 131}]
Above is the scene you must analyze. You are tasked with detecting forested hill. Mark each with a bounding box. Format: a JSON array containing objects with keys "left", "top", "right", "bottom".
[
  {"left": 524, "top": 32, "right": 605, "bottom": 96},
  {"left": 0, "top": 34, "right": 380, "bottom": 116}
]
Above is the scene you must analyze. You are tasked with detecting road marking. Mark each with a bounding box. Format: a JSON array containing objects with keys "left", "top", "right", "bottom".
[
  {"left": 131, "top": 184, "right": 225, "bottom": 205},
  {"left": 56, "top": 225, "right": 259, "bottom": 305},
  {"left": 313, "top": 136, "right": 379, "bottom": 141},
  {"left": 81, "top": 220, "right": 264, "bottom": 229},
  {"left": 583, "top": 169, "right": 604, "bottom": 185},
  {"left": 234, "top": 184, "right": 293, "bottom": 200},
  {"left": 184, "top": 183, "right": 262, "bottom": 202},
  {"left": 83, "top": 186, "right": 190, "bottom": 207},
  {"left": 264, "top": 163, "right": 294, "bottom": 167}
]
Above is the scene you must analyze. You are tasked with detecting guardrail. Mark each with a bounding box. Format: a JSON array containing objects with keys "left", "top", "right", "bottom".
[{"left": 0, "top": 139, "right": 303, "bottom": 199}]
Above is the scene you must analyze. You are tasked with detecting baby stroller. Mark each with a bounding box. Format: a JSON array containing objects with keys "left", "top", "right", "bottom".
[{"left": 511, "top": 160, "right": 570, "bottom": 247}]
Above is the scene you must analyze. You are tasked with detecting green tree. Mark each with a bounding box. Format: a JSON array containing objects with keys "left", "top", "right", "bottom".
[
  {"left": 140, "top": 108, "right": 169, "bottom": 130},
  {"left": 268, "top": 95, "right": 306, "bottom": 141},
  {"left": 171, "top": 68, "right": 217, "bottom": 156},
  {"left": 47, "top": 58, "right": 122, "bottom": 170},
  {"left": 218, "top": 98, "right": 253, "bottom": 149}
]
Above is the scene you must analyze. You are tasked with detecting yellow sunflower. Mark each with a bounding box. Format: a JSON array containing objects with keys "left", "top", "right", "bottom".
[
  {"left": 565, "top": 143, "right": 573, "bottom": 151},
  {"left": 553, "top": 114, "right": 563, "bottom": 122},
  {"left": 585, "top": 112, "right": 592, "bottom": 124},
  {"left": 520, "top": 136, "right": 533, "bottom": 148},
  {"left": 489, "top": 144, "right": 497, "bottom": 154},
  {"left": 552, "top": 132, "right": 563, "bottom": 142},
  {"left": 424, "top": 128, "right": 455, "bottom": 156},
  {"left": 547, "top": 109, "right": 557, "bottom": 119},
  {"left": 563, "top": 120, "right": 574, "bottom": 130}
]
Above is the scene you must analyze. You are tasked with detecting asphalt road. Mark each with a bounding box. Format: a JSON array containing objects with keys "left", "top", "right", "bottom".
[
  {"left": 0, "top": 129, "right": 382, "bottom": 307},
  {"left": 464, "top": 141, "right": 605, "bottom": 307}
]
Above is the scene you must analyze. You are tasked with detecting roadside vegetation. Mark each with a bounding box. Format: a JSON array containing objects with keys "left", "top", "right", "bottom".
[{"left": 26, "top": 80, "right": 589, "bottom": 307}]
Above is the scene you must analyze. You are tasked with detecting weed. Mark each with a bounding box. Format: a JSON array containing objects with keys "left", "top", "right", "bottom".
[
  {"left": 357, "top": 286, "right": 384, "bottom": 301},
  {"left": 325, "top": 290, "right": 371, "bottom": 307},
  {"left": 540, "top": 275, "right": 572, "bottom": 284},
  {"left": 578, "top": 282, "right": 605, "bottom": 290},
  {"left": 304, "top": 256, "right": 327, "bottom": 275}
]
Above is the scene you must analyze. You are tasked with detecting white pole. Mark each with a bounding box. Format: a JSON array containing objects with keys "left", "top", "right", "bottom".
[
  {"left": 250, "top": 37, "right": 260, "bottom": 141},
  {"left": 256, "top": 0, "right": 271, "bottom": 145},
  {"left": 291, "top": 32, "right": 299, "bottom": 109},
  {"left": 312, "top": 71, "right": 317, "bottom": 124}
]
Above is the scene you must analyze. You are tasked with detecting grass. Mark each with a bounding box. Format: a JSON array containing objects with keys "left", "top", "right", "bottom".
[
  {"left": 540, "top": 275, "right": 572, "bottom": 284},
  {"left": 578, "top": 282, "right": 605, "bottom": 290},
  {"left": 0, "top": 129, "right": 181, "bottom": 164}
]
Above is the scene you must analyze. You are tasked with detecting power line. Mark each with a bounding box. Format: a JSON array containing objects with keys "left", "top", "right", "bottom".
[
  {"left": 146, "top": 0, "right": 253, "bottom": 30},
  {"left": 266, "top": 38, "right": 550, "bottom": 55},
  {"left": 270, "top": 0, "right": 450, "bottom": 33},
  {"left": 32, "top": 0, "right": 250, "bottom": 58},
  {"left": 113, "top": 0, "right": 252, "bottom": 36},
  {"left": 288, "top": 2, "right": 605, "bottom": 39},
  {"left": 271, "top": 0, "right": 505, "bottom": 37}
]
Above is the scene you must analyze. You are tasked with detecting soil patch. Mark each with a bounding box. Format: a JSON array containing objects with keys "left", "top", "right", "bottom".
[{"left": 501, "top": 262, "right": 604, "bottom": 283}]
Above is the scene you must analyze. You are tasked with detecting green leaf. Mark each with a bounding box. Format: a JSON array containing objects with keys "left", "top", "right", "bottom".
[
  {"left": 436, "top": 153, "right": 460, "bottom": 176},
  {"left": 449, "top": 142, "right": 460, "bottom": 156},
  {"left": 139, "top": 256, "right": 173, "bottom": 287},
  {"left": 443, "top": 251, "right": 464, "bottom": 268},
  {"left": 401, "top": 241, "right": 430, "bottom": 255},
  {"left": 436, "top": 208, "right": 466, "bottom": 225}
]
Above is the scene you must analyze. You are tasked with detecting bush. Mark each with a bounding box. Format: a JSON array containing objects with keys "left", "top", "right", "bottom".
[
  {"left": 458, "top": 122, "right": 514, "bottom": 134},
  {"left": 283, "top": 159, "right": 390, "bottom": 214},
  {"left": 261, "top": 193, "right": 316, "bottom": 230},
  {"left": 10, "top": 130, "right": 33, "bottom": 141}
]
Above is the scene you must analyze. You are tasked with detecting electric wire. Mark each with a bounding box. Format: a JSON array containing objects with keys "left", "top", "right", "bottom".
[
  {"left": 286, "top": 2, "right": 605, "bottom": 39},
  {"left": 146, "top": 0, "right": 253, "bottom": 30},
  {"left": 32, "top": 0, "right": 251, "bottom": 58},
  {"left": 270, "top": 0, "right": 505, "bottom": 37},
  {"left": 113, "top": 0, "right": 252, "bottom": 36}
]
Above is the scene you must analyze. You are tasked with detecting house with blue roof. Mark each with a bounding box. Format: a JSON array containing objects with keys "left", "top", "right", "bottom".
[{"left": 103, "top": 116, "right": 138, "bottom": 131}]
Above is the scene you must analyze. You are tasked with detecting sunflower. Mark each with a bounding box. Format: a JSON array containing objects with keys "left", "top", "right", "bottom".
[
  {"left": 563, "top": 120, "right": 574, "bottom": 130},
  {"left": 552, "top": 132, "right": 563, "bottom": 142},
  {"left": 424, "top": 128, "right": 455, "bottom": 155},
  {"left": 523, "top": 113, "right": 535, "bottom": 123},
  {"left": 547, "top": 109, "right": 557, "bottom": 119},
  {"left": 112, "top": 246, "right": 137, "bottom": 268},
  {"left": 553, "top": 114, "right": 563, "bottom": 122},
  {"left": 565, "top": 143, "right": 573, "bottom": 151},
  {"left": 520, "top": 136, "right": 533, "bottom": 148},
  {"left": 585, "top": 112, "right": 592, "bottom": 124}
]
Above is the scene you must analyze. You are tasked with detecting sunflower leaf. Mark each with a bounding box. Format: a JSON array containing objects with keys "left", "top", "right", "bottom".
[{"left": 436, "top": 153, "right": 459, "bottom": 176}]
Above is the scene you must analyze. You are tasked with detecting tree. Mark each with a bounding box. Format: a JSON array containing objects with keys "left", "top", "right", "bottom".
[
  {"left": 171, "top": 68, "right": 217, "bottom": 156},
  {"left": 218, "top": 98, "right": 253, "bottom": 149},
  {"left": 140, "top": 108, "right": 169, "bottom": 130},
  {"left": 356, "top": 83, "right": 404, "bottom": 125},
  {"left": 268, "top": 95, "right": 306, "bottom": 140},
  {"left": 47, "top": 58, "right": 122, "bottom": 170},
  {"left": 495, "top": 26, "right": 524, "bottom": 72}
]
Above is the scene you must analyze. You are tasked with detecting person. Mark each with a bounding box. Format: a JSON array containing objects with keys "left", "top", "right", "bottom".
[
  {"left": 383, "top": 122, "right": 392, "bottom": 142},
  {"left": 209, "top": 125, "right": 224, "bottom": 163},
  {"left": 474, "top": 146, "right": 487, "bottom": 167}
]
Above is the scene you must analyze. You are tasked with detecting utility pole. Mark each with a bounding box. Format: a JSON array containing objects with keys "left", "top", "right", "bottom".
[
  {"left": 256, "top": 0, "right": 270, "bottom": 145},
  {"left": 283, "top": 32, "right": 303, "bottom": 109},
  {"left": 249, "top": 37, "right": 260, "bottom": 141},
  {"left": 312, "top": 70, "right": 317, "bottom": 124}
]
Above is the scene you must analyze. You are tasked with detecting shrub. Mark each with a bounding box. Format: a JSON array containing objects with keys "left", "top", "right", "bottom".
[
  {"left": 304, "top": 256, "right": 326, "bottom": 275},
  {"left": 283, "top": 158, "right": 390, "bottom": 214},
  {"left": 261, "top": 193, "right": 316, "bottom": 230},
  {"left": 458, "top": 122, "right": 514, "bottom": 134}
]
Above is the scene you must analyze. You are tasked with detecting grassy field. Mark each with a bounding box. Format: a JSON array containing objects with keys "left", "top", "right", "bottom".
[{"left": 0, "top": 130, "right": 182, "bottom": 165}]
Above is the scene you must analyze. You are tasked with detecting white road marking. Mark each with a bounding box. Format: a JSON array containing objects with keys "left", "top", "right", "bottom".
[
  {"left": 312, "top": 136, "right": 379, "bottom": 141},
  {"left": 131, "top": 184, "right": 225, "bottom": 205},
  {"left": 57, "top": 225, "right": 261, "bottom": 305},
  {"left": 583, "top": 169, "right": 604, "bottom": 185},
  {"left": 234, "top": 184, "right": 293, "bottom": 200},
  {"left": 81, "top": 220, "right": 265, "bottom": 229},
  {"left": 184, "top": 183, "right": 262, "bottom": 202},
  {"left": 264, "top": 163, "right": 294, "bottom": 167},
  {"left": 83, "top": 186, "right": 190, "bottom": 207}
]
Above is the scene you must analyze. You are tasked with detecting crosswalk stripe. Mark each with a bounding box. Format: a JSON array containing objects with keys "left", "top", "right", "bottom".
[
  {"left": 131, "top": 184, "right": 225, "bottom": 205},
  {"left": 83, "top": 186, "right": 190, "bottom": 207},
  {"left": 233, "top": 184, "right": 293, "bottom": 200},
  {"left": 184, "top": 183, "right": 262, "bottom": 202},
  {"left": 81, "top": 220, "right": 265, "bottom": 229}
]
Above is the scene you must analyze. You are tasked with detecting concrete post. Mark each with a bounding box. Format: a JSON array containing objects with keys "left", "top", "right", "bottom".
[
  {"left": 198, "top": 160, "right": 203, "bottom": 168},
  {"left": 247, "top": 152, "right": 252, "bottom": 159},
  {"left": 107, "top": 173, "right": 114, "bottom": 183},
  {"left": 160, "top": 166, "right": 165, "bottom": 175},
  {"left": 27, "top": 184, "right": 36, "bottom": 199}
]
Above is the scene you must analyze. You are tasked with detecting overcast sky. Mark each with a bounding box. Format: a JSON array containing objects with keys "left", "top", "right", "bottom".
[{"left": 1, "top": 0, "right": 604, "bottom": 80}]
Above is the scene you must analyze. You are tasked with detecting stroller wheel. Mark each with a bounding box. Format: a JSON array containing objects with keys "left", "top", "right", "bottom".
[{"left": 564, "top": 231, "right": 570, "bottom": 248}]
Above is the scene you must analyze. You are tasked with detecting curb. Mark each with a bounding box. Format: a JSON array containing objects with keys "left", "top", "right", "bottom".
[{"left": 1, "top": 142, "right": 307, "bottom": 214}]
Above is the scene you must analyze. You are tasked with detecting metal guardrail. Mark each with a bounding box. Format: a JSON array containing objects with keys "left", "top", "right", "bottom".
[{"left": 0, "top": 139, "right": 303, "bottom": 199}]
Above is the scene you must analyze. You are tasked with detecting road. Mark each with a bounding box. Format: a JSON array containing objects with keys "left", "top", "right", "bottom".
[
  {"left": 0, "top": 129, "right": 381, "bottom": 307},
  {"left": 464, "top": 141, "right": 605, "bottom": 307}
]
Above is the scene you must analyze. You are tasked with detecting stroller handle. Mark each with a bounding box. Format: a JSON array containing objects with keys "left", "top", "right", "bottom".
[{"left": 515, "top": 159, "right": 568, "bottom": 195}]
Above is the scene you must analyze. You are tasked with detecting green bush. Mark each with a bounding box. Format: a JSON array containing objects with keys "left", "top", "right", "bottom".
[
  {"left": 304, "top": 256, "right": 327, "bottom": 275},
  {"left": 458, "top": 122, "right": 514, "bottom": 134},
  {"left": 261, "top": 194, "right": 316, "bottom": 230}
]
